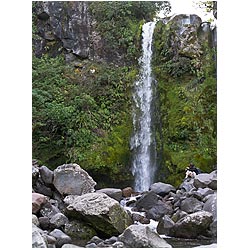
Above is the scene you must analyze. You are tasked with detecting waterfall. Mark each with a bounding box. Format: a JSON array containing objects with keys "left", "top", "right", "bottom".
[{"left": 130, "top": 21, "right": 156, "bottom": 192}]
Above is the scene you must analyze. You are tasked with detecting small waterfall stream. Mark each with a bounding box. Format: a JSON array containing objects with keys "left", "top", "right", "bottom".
[{"left": 130, "top": 22, "right": 156, "bottom": 192}]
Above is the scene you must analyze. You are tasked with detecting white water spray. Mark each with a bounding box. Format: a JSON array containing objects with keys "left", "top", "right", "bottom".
[{"left": 130, "top": 22, "right": 156, "bottom": 192}]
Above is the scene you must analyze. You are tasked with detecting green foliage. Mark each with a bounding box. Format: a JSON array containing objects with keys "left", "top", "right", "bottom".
[
  {"left": 32, "top": 55, "right": 136, "bottom": 182},
  {"left": 153, "top": 21, "right": 217, "bottom": 187}
]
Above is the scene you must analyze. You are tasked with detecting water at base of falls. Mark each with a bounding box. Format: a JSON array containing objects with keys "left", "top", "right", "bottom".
[{"left": 130, "top": 21, "right": 156, "bottom": 192}]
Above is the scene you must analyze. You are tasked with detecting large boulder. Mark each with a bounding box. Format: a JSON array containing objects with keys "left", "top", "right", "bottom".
[
  {"left": 171, "top": 211, "right": 213, "bottom": 238},
  {"left": 118, "top": 224, "right": 172, "bottom": 248},
  {"left": 53, "top": 164, "right": 96, "bottom": 196},
  {"left": 194, "top": 171, "right": 217, "bottom": 190},
  {"left": 149, "top": 182, "right": 176, "bottom": 197},
  {"left": 65, "top": 192, "right": 132, "bottom": 237},
  {"left": 96, "top": 188, "right": 122, "bottom": 202}
]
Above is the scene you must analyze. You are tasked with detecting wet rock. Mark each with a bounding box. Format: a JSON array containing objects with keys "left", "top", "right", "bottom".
[
  {"left": 96, "top": 188, "right": 122, "bottom": 202},
  {"left": 53, "top": 163, "right": 96, "bottom": 196},
  {"left": 32, "top": 193, "right": 47, "bottom": 214},
  {"left": 118, "top": 224, "right": 172, "bottom": 248},
  {"left": 171, "top": 211, "right": 213, "bottom": 238},
  {"left": 149, "top": 182, "right": 176, "bottom": 197},
  {"left": 180, "top": 197, "right": 203, "bottom": 214},
  {"left": 34, "top": 178, "right": 53, "bottom": 197},
  {"left": 66, "top": 192, "right": 132, "bottom": 237}
]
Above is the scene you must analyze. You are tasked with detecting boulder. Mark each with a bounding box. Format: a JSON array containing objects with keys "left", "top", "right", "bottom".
[
  {"left": 66, "top": 192, "right": 132, "bottom": 237},
  {"left": 49, "top": 212, "right": 69, "bottom": 228},
  {"left": 171, "top": 211, "right": 213, "bottom": 238},
  {"left": 53, "top": 163, "right": 96, "bottom": 195},
  {"left": 39, "top": 165, "right": 54, "bottom": 185},
  {"left": 135, "top": 191, "right": 159, "bottom": 210},
  {"left": 32, "top": 193, "right": 47, "bottom": 214},
  {"left": 194, "top": 187, "right": 214, "bottom": 198},
  {"left": 156, "top": 215, "right": 175, "bottom": 235},
  {"left": 49, "top": 229, "right": 72, "bottom": 248},
  {"left": 180, "top": 197, "right": 203, "bottom": 214},
  {"left": 96, "top": 188, "right": 122, "bottom": 202},
  {"left": 122, "top": 187, "right": 133, "bottom": 197},
  {"left": 118, "top": 224, "right": 172, "bottom": 248},
  {"left": 149, "top": 182, "right": 176, "bottom": 197},
  {"left": 146, "top": 200, "right": 174, "bottom": 220},
  {"left": 32, "top": 224, "right": 48, "bottom": 248},
  {"left": 193, "top": 171, "right": 217, "bottom": 190}
]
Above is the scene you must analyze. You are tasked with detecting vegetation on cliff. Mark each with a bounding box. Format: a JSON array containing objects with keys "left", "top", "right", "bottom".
[{"left": 32, "top": 1, "right": 216, "bottom": 188}]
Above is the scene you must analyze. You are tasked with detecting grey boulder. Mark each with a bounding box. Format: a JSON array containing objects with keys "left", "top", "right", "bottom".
[
  {"left": 118, "top": 224, "right": 172, "bottom": 248},
  {"left": 53, "top": 163, "right": 96, "bottom": 195},
  {"left": 66, "top": 192, "right": 132, "bottom": 236}
]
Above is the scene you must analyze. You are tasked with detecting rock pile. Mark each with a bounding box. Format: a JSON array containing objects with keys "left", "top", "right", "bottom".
[{"left": 32, "top": 160, "right": 217, "bottom": 248}]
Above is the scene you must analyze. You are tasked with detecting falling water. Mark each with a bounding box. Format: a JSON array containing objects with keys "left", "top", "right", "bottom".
[{"left": 130, "top": 22, "right": 156, "bottom": 192}]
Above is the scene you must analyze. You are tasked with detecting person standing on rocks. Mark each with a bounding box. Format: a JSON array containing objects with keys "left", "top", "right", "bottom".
[{"left": 185, "top": 163, "right": 202, "bottom": 178}]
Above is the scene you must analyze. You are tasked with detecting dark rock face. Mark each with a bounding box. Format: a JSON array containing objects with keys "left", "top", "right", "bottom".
[
  {"left": 32, "top": 1, "right": 125, "bottom": 64},
  {"left": 33, "top": 2, "right": 90, "bottom": 59},
  {"left": 53, "top": 164, "right": 96, "bottom": 196}
]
